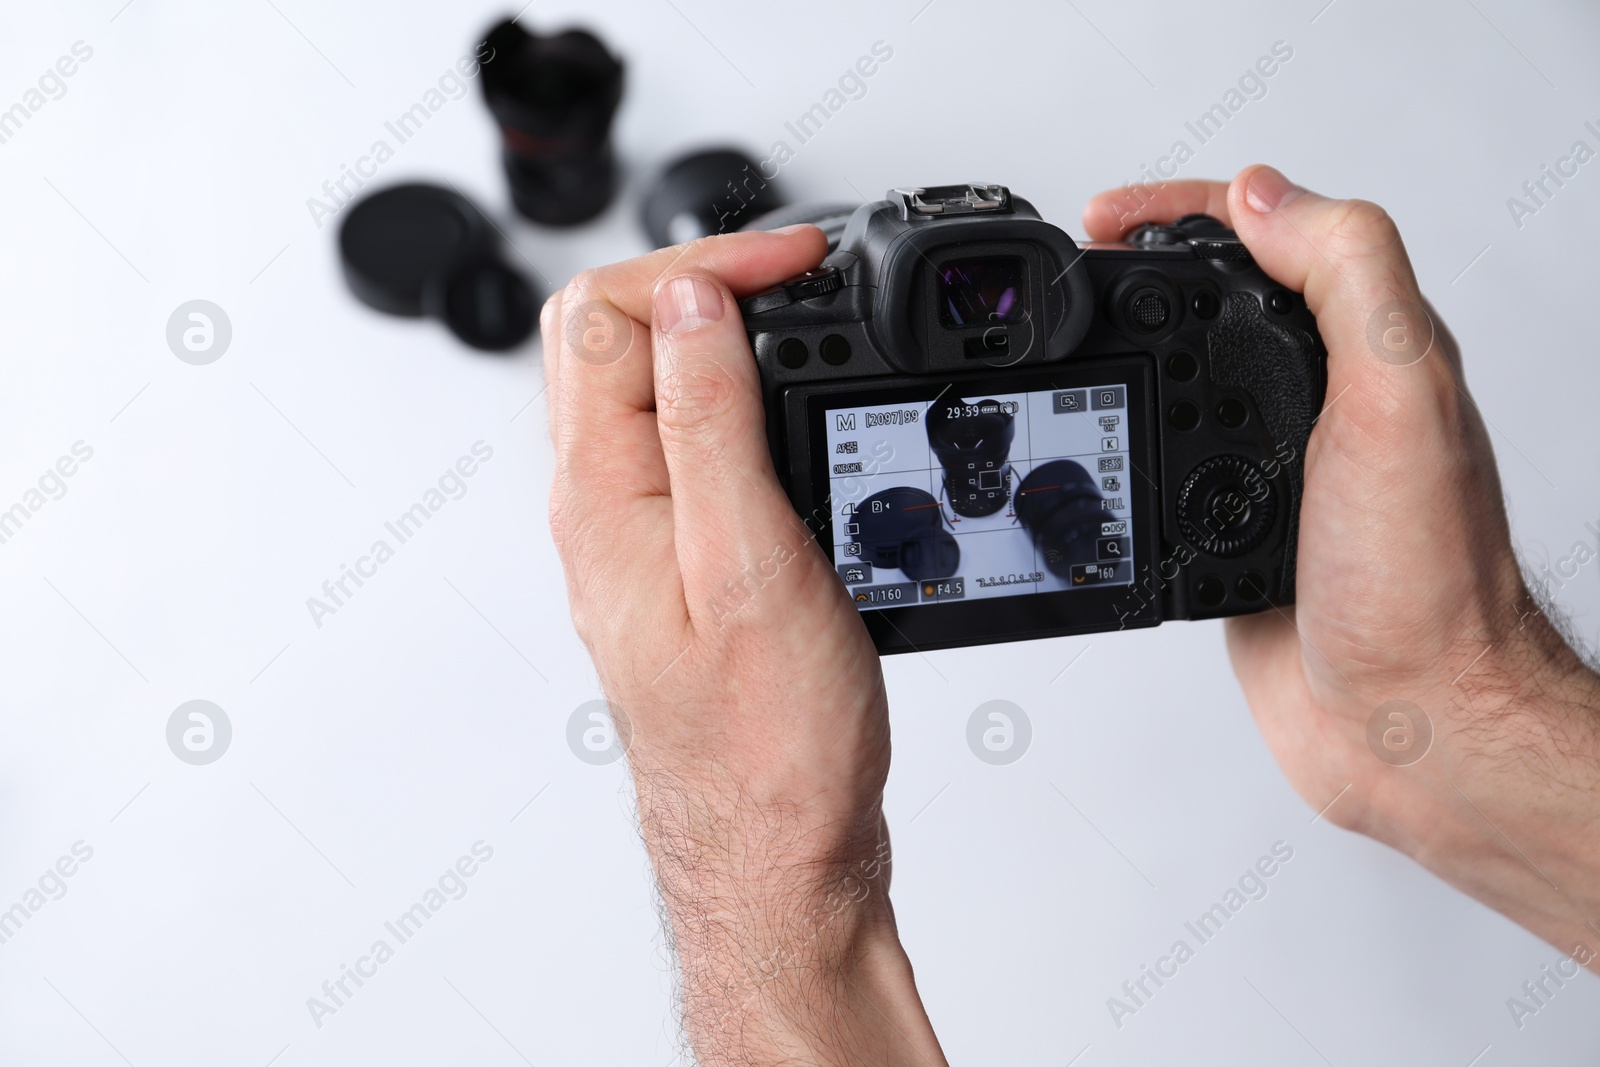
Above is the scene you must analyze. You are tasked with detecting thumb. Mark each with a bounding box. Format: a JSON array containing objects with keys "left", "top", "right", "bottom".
[
  {"left": 1226, "top": 166, "right": 1446, "bottom": 424},
  {"left": 650, "top": 272, "right": 827, "bottom": 623}
]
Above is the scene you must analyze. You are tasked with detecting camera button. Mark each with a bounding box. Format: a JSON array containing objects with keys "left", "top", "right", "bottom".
[
  {"left": 1097, "top": 537, "right": 1129, "bottom": 561},
  {"left": 777, "top": 338, "right": 808, "bottom": 368},
  {"left": 1216, "top": 397, "right": 1249, "bottom": 429},
  {"left": 1129, "top": 223, "right": 1185, "bottom": 246},
  {"left": 1053, "top": 390, "right": 1087, "bottom": 413},
  {"left": 820, "top": 334, "right": 852, "bottom": 365},
  {"left": 784, "top": 266, "right": 844, "bottom": 301},
  {"left": 1190, "top": 238, "right": 1253, "bottom": 262},
  {"left": 837, "top": 563, "right": 873, "bottom": 585},
  {"left": 1127, "top": 288, "right": 1170, "bottom": 332},
  {"left": 1236, "top": 572, "right": 1267, "bottom": 602},
  {"left": 1165, "top": 350, "right": 1199, "bottom": 382},
  {"left": 1091, "top": 386, "right": 1126, "bottom": 410},
  {"left": 963, "top": 331, "right": 1010, "bottom": 358},
  {"left": 1168, "top": 400, "right": 1201, "bottom": 432}
]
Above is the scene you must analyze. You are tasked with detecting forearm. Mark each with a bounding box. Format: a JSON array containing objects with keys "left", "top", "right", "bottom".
[{"left": 1374, "top": 608, "right": 1600, "bottom": 967}]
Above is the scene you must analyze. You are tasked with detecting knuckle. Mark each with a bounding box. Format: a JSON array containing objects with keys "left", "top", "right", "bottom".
[
  {"left": 539, "top": 292, "right": 564, "bottom": 344},
  {"left": 665, "top": 233, "right": 739, "bottom": 272},
  {"left": 655, "top": 358, "right": 741, "bottom": 432},
  {"left": 1323, "top": 199, "right": 1402, "bottom": 260},
  {"left": 560, "top": 270, "right": 607, "bottom": 319},
  {"left": 566, "top": 268, "right": 603, "bottom": 298},
  {"left": 539, "top": 290, "right": 563, "bottom": 326},
  {"left": 680, "top": 233, "right": 723, "bottom": 258},
  {"left": 548, "top": 469, "right": 619, "bottom": 559}
]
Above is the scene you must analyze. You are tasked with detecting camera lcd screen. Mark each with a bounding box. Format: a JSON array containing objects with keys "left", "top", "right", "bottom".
[
  {"left": 823, "top": 382, "right": 1137, "bottom": 611},
  {"left": 937, "top": 255, "right": 1027, "bottom": 326}
]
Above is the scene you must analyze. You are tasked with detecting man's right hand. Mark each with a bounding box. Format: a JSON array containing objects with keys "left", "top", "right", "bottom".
[
  {"left": 1085, "top": 166, "right": 1600, "bottom": 965},
  {"left": 541, "top": 229, "right": 947, "bottom": 1067}
]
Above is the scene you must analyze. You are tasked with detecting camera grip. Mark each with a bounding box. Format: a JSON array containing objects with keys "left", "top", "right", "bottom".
[{"left": 1205, "top": 293, "right": 1322, "bottom": 599}]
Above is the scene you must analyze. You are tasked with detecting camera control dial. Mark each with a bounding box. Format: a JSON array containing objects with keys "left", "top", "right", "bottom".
[{"left": 1177, "top": 455, "right": 1278, "bottom": 558}]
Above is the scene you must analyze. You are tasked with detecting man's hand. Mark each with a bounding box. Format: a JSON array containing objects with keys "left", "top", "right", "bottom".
[
  {"left": 1086, "top": 166, "right": 1600, "bottom": 965},
  {"left": 542, "top": 228, "right": 946, "bottom": 1066}
]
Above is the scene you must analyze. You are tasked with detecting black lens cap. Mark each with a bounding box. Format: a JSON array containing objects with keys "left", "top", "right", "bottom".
[
  {"left": 339, "top": 184, "right": 490, "bottom": 316},
  {"left": 338, "top": 182, "right": 539, "bottom": 352},
  {"left": 426, "top": 258, "right": 538, "bottom": 352},
  {"left": 641, "top": 148, "right": 784, "bottom": 248}
]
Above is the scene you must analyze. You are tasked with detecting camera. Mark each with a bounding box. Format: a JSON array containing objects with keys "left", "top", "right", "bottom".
[{"left": 738, "top": 184, "right": 1326, "bottom": 654}]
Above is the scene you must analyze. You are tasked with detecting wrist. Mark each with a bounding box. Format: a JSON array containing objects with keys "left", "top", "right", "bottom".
[
  {"left": 664, "top": 858, "right": 943, "bottom": 1067},
  {"left": 636, "top": 793, "right": 943, "bottom": 1066},
  {"left": 671, "top": 892, "right": 942, "bottom": 1067}
]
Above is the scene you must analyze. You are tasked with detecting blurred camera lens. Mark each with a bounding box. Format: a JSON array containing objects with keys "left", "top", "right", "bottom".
[
  {"left": 927, "top": 399, "right": 1015, "bottom": 517},
  {"left": 478, "top": 19, "right": 624, "bottom": 226},
  {"left": 854, "top": 487, "right": 959, "bottom": 581},
  {"left": 1013, "top": 460, "right": 1104, "bottom": 577}
]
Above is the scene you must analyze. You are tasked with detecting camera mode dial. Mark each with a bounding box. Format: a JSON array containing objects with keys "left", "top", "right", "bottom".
[{"left": 1129, "top": 214, "right": 1253, "bottom": 262}]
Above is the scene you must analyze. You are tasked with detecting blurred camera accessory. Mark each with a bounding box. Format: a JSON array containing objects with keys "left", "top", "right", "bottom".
[
  {"left": 641, "top": 148, "right": 785, "bottom": 248},
  {"left": 338, "top": 182, "right": 538, "bottom": 352},
  {"left": 478, "top": 19, "right": 624, "bottom": 226}
]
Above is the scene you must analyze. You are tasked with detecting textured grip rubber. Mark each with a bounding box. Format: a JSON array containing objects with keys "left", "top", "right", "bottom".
[{"left": 1205, "top": 293, "right": 1321, "bottom": 599}]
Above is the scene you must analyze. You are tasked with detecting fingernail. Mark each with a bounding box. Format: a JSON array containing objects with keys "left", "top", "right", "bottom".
[
  {"left": 773, "top": 223, "right": 813, "bottom": 235},
  {"left": 1244, "top": 166, "right": 1303, "bottom": 213},
  {"left": 655, "top": 275, "right": 725, "bottom": 334}
]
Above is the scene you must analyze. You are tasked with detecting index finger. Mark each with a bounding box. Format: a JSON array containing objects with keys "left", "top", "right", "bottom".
[
  {"left": 545, "top": 226, "right": 828, "bottom": 426},
  {"left": 1081, "top": 180, "right": 1234, "bottom": 241},
  {"left": 585, "top": 225, "right": 828, "bottom": 326}
]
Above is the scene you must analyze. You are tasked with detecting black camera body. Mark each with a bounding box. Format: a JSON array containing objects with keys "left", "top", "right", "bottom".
[{"left": 738, "top": 184, "right": 1326, "bottom": 654}]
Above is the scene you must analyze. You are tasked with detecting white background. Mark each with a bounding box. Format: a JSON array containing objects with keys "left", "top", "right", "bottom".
[{"left": 2, "top": 0, "right": 1598, "bottom": 1064}]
